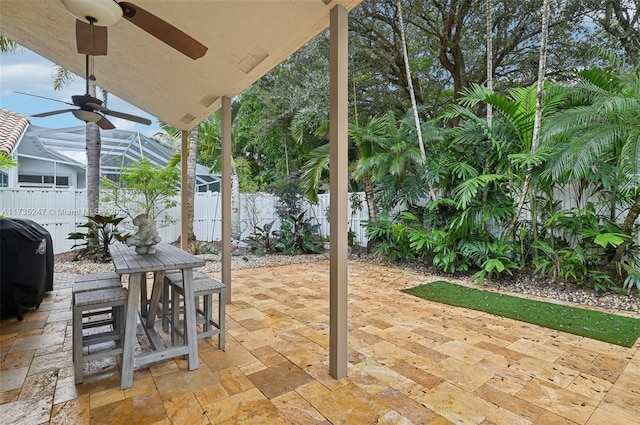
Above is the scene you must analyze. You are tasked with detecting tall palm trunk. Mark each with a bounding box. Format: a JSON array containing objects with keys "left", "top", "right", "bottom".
[
  {"left": 187, "top": 126, "right": 198, "bottom": 242},
  {"left": 483, "top": 0, "right": 494, "bottom": 206},
  {"left": 231, "top": 168, "right": 241, "bottom": 240},
  {"left": 363, "top": 174, "right": 377, "bottom": 222},
  {"left": 396, "top": 0, "right": 438, "bottom": 202},
  {"left": 506, "top": 0, "right": 550, "bottom": 237},
  {"left": 486, "top": 0, "right": 493, "bottom": 128},
  {"left": 86, "top": 81, "right": 101, "bottom": 216}
]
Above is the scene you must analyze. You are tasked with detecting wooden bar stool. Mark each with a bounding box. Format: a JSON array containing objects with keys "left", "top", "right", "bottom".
[
  {"left": 73, "top": 273, "right": 122, "bottom": 331},
  {"left": 73, "top": 287, "right": 128, "bottom": 384},
  {"left": 161, "top": 270, "right": 209, "bottom": 331},
  {"left": 168, "top": 277, "right": 225, "bottom": 350}
]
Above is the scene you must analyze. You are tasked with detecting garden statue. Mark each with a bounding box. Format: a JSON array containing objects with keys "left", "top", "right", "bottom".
[{"left": 126, "top": 213, "right": 161, "bottom": 254}]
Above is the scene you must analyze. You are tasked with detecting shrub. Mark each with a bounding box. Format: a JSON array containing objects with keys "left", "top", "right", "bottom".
[
  {"left": 272, "top": 212, "right": 323, "bottom": 255},
  {"left": 67, "top": 214, "right": 126, "bottom": 262}
]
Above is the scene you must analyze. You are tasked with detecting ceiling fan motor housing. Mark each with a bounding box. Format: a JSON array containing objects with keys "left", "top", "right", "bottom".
[
  {"left": 61, "top": 0, "right": 123, "bottom": 26},
  {"left": 72, "top": 94, "right": 102, "bottom": 107}
]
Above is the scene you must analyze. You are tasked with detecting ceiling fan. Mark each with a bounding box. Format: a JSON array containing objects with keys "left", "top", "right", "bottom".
[
  {"left": 61, "top": 0, "right": 207, "bottom": 59},
  {"left": 17, "top": 55, "right": 152, "bottom": 130}
]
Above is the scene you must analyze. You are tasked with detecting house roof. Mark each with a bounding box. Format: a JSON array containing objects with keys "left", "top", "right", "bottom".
[
  {"left": 0, "top": 108, "right": 29, "bottom": 155},
  {"left": 0, "top": 0, "right": 364, "bottom": 131},
  {"left": 24, "top": 125, "right": 219, "bottom": 188}
]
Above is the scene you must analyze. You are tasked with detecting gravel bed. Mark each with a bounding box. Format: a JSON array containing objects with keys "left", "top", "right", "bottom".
[
  {"left": 55, "top": 250, "right": 640, "bottom": 315},
  {"left": 361, "top": 255, "right": 640, "bottom": 315},
  {"left": 54, "top": 251, "right": 331, "bottom": 276}
]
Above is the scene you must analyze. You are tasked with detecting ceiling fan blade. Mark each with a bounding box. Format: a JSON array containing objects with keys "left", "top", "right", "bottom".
[
  {"left": 119, "top": 2, "right": 207, "bottom": 59},
  {"left": 96, "top": 116, "right": 116, "bottom": 130},
  {"left": 14, "top": 91, "right": 74, "bottom": 106},
  {"left": 76, "top": 20, "right": 108, "bottom": 55},
  {"left": 32, "top": 109, "right": 76, "bottom": 118},
  {"left": 86, "top": 102, "right": 152, "bottom": 125}
]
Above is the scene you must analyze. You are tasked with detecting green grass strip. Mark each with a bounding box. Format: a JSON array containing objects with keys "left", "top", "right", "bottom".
[{"left": 403, "top": 281, "right": 640, "bottom": 348}]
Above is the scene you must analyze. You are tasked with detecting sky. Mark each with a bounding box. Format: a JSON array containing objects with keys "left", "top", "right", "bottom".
[{"left": 0, "top": 46, "right": 161, "bottom": 137}]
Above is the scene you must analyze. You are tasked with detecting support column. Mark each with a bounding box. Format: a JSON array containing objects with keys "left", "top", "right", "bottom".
[
  {"left": 180, "top": 130, "right": 189, "bottom": 251},
  {"left": 221, "top": 96, "right": 232, "bottom": 303},
  {"left": 329, "top": 4, "right": 349, "bottom": 379}
]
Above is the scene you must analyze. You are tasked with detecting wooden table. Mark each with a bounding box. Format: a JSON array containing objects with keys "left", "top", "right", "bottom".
[{"left": 109, "top": 243, "right": 205, "bottom": 389}]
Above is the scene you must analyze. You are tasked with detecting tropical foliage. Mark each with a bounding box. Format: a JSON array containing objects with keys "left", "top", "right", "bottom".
[
  {"left": 102, "top": 157, "right": 180, "bottom": 224},
  {"left": 5, "top": 2, "right": 640, "bottom": 292}
]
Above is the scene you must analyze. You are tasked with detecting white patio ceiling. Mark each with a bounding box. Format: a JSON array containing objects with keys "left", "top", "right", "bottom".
[{"left": 0, "top": 0, "right": 363, "bottom": 130}]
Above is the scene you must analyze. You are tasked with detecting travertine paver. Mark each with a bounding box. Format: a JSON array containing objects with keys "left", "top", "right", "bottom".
[{"left": 1, "top": 263, "right": 639, "bottom": 424}]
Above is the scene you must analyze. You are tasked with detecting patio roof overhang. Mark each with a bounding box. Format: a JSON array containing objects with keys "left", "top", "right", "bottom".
[
  {"left": 1, "top": 0, "right": 358, "bottom": 381},
  {"left": 0, "top": 0, "right": 362, "bottom": 130}
]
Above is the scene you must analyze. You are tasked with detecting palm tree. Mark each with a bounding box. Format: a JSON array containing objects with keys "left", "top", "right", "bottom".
[
  {"left": 155, "top": 122, "right": 198, "bottom": 242},
  {"left": 51, "top": 66, "right": 105, "bottom": 216},
  {"left": 168, "top": 102, "right": 242, "bottom": 240},
  {"left": 445, "top": 82, "right": 572, "bottom": 243},
  {"left": 300, "top": 115, "right": 388, "bottom": 222},
  {"left": 544, "top": 63, "right": 640, "bottom": 264},
  {"left": 1, "top": 38, "right": 104, "bottom": 216},
  {"left": 506, "top": 0, "right": 551, "bottom": 236},
  {"left": 0, "top": 153, "right": 17, "bottom": 170},
  {"left": 0, "top": 36, "right": 18, "bottom": 53},
  {"left": 396, "top": 0, "right": 426, "bottom": 162}
]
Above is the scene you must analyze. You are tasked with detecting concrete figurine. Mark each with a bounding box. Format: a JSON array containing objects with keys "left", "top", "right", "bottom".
[{"left": 126, "top": 213, "right": 161, "bottom": 254}]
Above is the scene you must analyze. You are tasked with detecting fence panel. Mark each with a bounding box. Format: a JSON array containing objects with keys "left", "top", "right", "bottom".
[
  {"left": 0, "top": 188, "right": 375, "bottom": 253},
  {"left": 0, "top": 188, "right": 84, "bottom": 253},
  {"left": 193, "top": 192, "right": 221, "bottom": 242}
]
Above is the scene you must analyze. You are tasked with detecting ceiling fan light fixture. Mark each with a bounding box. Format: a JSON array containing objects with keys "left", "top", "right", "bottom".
[
  {"left": 61, "top": 0, "right": 123, "bottom": 26},
  {"left": 72, "top": 109, "right": 102, "bottom": 123}
]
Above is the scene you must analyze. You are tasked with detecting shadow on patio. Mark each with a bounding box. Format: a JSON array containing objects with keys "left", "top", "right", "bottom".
[{"left": 1, "top": 260, "right": 639, "bottom": 424}]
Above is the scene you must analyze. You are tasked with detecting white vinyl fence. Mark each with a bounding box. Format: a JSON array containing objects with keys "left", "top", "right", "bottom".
[{"left": 0, "top": 188, "right": 370, "bottom": 254}]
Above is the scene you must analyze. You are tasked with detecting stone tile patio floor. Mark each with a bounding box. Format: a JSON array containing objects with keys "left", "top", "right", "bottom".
[{"left": 1, "top": 260, "right": 639, "bottom": 424}]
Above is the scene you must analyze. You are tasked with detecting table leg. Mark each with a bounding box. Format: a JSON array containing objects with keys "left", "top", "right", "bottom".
[
  {"left": 146, "top": 271, "right": 165, "bottom": 329},
  {"left": 182, "top": 268, "right": 199, "bottom": 370},
  {"left": 140, "top": 273, "right": 148, "bottom": 318},
  {"left": 121, "top": 272, "right": 142, "bottom": 389}
]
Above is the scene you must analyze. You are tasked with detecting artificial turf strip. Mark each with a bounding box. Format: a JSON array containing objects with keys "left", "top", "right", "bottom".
[{"left": 403, "top": 281, "right": 640, "bottom": 348}]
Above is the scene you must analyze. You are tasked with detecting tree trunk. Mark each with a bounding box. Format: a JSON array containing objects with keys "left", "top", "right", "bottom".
[
  {"left": 231, "top": 168, "right": 241, "bottom": 240},
  {"left": 187, "top": 126, "right": 198, "bottom": 242},
  {"left": 486, "top": 0, "right": 493, "bottom": 128},
  {"left": 396, "top": 0, "right": 425, "bottom": 161},
  {"left": 85, "top": 81, "right": 101, "bottom": 216},
  {"left": 363, "top": 174, "right": 377, "bottom": 223},
  {"left": 396, "top": 0, "right": 438, "bottom": 202},
  {"left": 483, "top": 0, "right": 494, "bottom": 204},
  {"left": 506, "top": 0, "right": 550, "bottom": 237},
  {"left": 613, "top": 195, "right": 640, "bottom": 263}
]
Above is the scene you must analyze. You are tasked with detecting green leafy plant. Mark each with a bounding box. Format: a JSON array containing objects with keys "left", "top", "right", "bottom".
[
  {"left": 620, "top": 260, "right": 640, "bottom": 292},
  {"left": 190, "top": 240, "right": 203, "bottom": 255},
  {"left": 247, "top": 220, "right": 276, "bottom": 255},
  {"left": 462, "top": 238, "right": 521, "bottom": 284},
  {"left": 347, "top": 228, "right": 358, "bottom": 247},
  {"left": 67, "top": 214, "right": 126, "bottom": 262},
  {"left": 0, "top": 153, "right": 17, "bottom": 219},
  {"left": 407, "top": 225, "right": 469, "bottom": 273},
  {"left": 364, "top": 214, "right": 415, "bottom": 262},
  {"left": 272, "top": 212, "right": 323, "bottom": 255},
  {"left": 102, "top": 157, "right": 180, "bottom": 225}
]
